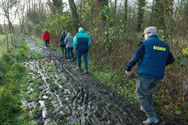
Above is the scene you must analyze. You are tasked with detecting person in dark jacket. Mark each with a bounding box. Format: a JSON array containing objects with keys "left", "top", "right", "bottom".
[
  {"left": 125, "top": 26, "right": 174, "bottom": 125},
  {"left": 73, "top": 27, "right": 92, "bottom": 74},
  {"left": 59, "top": 32, "right": 67, "bottom": 57},
  {"left": 43, "top": 30, "right": 50, "bottom": 48}
]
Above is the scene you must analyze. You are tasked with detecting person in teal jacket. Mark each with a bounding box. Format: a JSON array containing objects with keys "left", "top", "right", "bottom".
[{"left": 73, "top": 27, "right": 92, "bottom": 74}]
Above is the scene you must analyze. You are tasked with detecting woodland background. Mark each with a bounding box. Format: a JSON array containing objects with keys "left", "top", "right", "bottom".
[{"left": 0, "top": 0, "right": 188, "bottom": 124}]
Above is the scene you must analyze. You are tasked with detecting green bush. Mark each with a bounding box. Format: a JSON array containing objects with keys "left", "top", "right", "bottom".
[
  {"left": 0, "top": 87, "right": 21, "bottom": 124},
  {"left": 182, "top": 47, "right": 188, "bottom": 56},
  {"left": 5, "top": 63, "right": 26, "bottom": 81},
  {"left": 16, "top": 42, "right": 29, "bottom": 61},
  {"left": 0, "top": 39, "right": 30, "bottom": 124}
]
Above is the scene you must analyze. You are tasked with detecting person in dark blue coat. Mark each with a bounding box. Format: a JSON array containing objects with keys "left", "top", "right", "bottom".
[
  {"left": 73, "top": 27, "right": 92, "bottom": 74},
  {"left": 125, "top": 26, "right": 174, "bottom": 125},
  {"left": 59, "top": 32, "right": 67, "bottom": 58}
]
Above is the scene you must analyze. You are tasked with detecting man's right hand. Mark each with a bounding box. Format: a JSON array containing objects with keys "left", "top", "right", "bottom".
[{"left": 125, "top": 70, "right": 132, "bottom": 77}]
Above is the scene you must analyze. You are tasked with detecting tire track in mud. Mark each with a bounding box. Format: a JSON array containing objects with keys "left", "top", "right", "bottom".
[{"left": 21, "top": 37, "right": 143, "bottom": 125}]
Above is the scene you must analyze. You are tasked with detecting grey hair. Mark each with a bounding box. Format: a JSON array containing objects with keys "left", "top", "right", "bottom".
[{"left": 144, "top": 26, "right": 157, "bottom": 36}]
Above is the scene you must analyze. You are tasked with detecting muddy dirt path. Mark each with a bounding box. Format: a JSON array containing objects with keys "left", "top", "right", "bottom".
[{"left": 21, "top": 37, "right": 148, "bottom": 125}]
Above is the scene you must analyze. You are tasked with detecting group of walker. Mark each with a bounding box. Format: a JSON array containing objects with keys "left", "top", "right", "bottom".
[
  {"left": 42, "top": 27, "right": 91, "bottom": 74},
  {"left": 43, "top": 26, "right": 175, "bottom": 125}
]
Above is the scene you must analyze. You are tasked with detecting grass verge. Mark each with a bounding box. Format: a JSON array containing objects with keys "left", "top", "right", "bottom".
[
  {"left": 0, "top": 38, "right": 30, "bottom": 125},
  {"left": 0, "top": 34, "right": 7, "bottom": 60},
  {"left": 31, "top": 35, "right": 44, "bottom": 46},
  {"left": 91, "top": 65, "right": 138, "bottom": 105}
]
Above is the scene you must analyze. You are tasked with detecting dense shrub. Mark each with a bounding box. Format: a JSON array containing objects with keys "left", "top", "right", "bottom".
[{"left": 0, "top": 87, "right": 21, "bottom": 124}]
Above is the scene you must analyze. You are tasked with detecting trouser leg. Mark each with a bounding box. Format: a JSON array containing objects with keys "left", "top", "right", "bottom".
[
  {"left": 65, "top": 48, "right": 68, "bottom": 59},
  {"left": 70, "top": 48, "right": 73, "bottom": 59},
  {"left": 67, "top": 48, "right": 71, "bottom": 59},
  {"left": 77, "top": 50, "right": 82, "bottom": 68},
  {"left": 45, "top": 40, "right": 50, "bottom": 48},
  {"left": 136, "top": 76, "right": 160, "bottom": 119},
  {"left": 61, "top": 47, "right": 64, "bottom": 55},
  {"left": 83, "top": 51, "right": 88, "bottom": 71},
  {"left": 45, "top": 41, "right": 48, "bottom": 47}
]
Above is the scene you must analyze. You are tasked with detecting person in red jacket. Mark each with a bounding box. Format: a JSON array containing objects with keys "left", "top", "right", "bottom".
[{"left": 43, "top": 30, "right": 50, "bottom": 48}]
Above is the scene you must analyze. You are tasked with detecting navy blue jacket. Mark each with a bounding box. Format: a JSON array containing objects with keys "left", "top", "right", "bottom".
[
  {"left": 60, "top": 34, "right": 66, "bottom": 45},
  {"left": 126, "top": 35, "right": 174, "bottom": 79}
]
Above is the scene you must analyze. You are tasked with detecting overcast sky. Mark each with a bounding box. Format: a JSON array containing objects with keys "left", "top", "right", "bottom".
[{"left": 0, "top": 0, "right": 70, "bottom": 24}]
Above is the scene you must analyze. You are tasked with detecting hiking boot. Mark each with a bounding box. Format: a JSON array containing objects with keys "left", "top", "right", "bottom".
[
  {"left": 84, "top": 70, "right": 88, "bottom": 74},
  {"left": 143, "top": 118, "right": 159, "bottom": 125}
]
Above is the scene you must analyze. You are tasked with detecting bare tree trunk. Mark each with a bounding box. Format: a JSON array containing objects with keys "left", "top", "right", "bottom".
[
  {"left": 124, "top": 0, "right": 128, "bottom": 21},
  {"left": 1, "top": 0, "right": 19, "bottom": 48},
  {"left": 97, "top": 0, "right": 110, "bottom": 45},
  {"left": 96, "top": 0, "right": 109, "bottom": 31},
  {"left": 124, "top": 0, "right": 128, "bottom": 31},
  {"left": 29, "top": 0, "right": 31, "bottom": 10},
  {"left": 3, "top": 19, "right": 9, "bottom": 50},
  {"left": 38, "top": 0, "right": 44, "bottom": 12},
  {"left": 2, "top": 4, "right": 14, "bottom": 33},
  {"left": 150, "top": 0, "right": 165, "bottom": 30},
  {"left": 68, "top": 0, "right": 79, "bottom": 31},
  {"left": 115, "top": 0, "right": 117, "bottom": 16},
  {"left": 52, "top": 0, "right": 62, "bottom": 13},
  {"left": 137, "top": 0, "right": 146, "bottom": 32},
  {"left": 98, "top": 0, "right": 108, "bottom": 23},
  {"left": 18, "top": 0, "right": 26, "bottom": 32},
  {"left": 163, "top": 0, "right": 174, "bottom": 39},
  {"left": 98, "top": 0, "right": 108, "bottom": 7}
]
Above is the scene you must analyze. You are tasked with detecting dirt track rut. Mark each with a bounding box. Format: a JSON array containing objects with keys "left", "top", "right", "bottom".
[{"left": 21, "top": 37, "right": 144, "bottom": 125}]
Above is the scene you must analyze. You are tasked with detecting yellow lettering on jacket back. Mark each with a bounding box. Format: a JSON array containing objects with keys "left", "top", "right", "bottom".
[{"left": 153, "top": 46, "right": 166, "bottom": 51}]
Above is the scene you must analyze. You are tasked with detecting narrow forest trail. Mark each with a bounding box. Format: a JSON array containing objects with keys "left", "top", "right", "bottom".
[{"left": 21, "top": 37, "right": 147, "bottom": 125}]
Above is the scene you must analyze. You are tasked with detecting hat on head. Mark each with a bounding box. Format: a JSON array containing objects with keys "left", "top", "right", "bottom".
[
  {"left": 144, "top": 26, "right": 157, "bottom": 35},
  {"left": 79, "top": 27, "right": 84, "bottom": 32}
]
